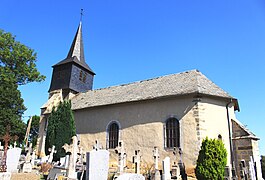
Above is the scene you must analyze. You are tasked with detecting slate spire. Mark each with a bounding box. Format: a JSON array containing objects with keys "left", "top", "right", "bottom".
[
  {"left": 67, "top": 22, "right": 85, "bottom": 62},
  {"left": 49, "top": 19, "right": 95, "bottom": 93},
  {"left": 53, "top": 21, "right": 95, "bottom": 75}
]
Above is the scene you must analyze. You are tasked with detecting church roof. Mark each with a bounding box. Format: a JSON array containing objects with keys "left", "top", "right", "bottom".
[
  {"left": 72, "top": 69, "right": 238, "bottom": 110},
  {"left": 232, "top": 119, "right": 259, "bottom": 140},
  {"left": 53, "top": 22, "right": 95, "bottom": 75}
]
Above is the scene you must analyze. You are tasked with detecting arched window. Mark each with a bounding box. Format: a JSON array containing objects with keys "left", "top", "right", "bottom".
[
  {"left": 165, "top": 118, "right": 180, "bottom": 148},
  {"left": 108, "top": 122, "right": 119, "bottom": 149}
]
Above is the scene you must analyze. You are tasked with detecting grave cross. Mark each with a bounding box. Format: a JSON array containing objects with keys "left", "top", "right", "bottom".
[
  {"left": 63, "top": 136, "right": 78, "bottom": 179},
  {"left": 153, "top": 146, "right": 159, "bottom": 170},
  {"left": 93, "top": 140, "right": 102, "bottom": 151},
  {"left": 133, "top": 150, "right": 141, "bottom": 174},
  {"left": 115, "top": 141, "right": 126, "bottom": 174},
  {"left": 48, "top": 145, "right": 57, "bottom": 163},
  {"left": 0, "top": 125, "right": 13, "bottom": 172}
]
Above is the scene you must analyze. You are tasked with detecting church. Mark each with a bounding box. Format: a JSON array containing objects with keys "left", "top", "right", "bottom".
[{"left": 36, "top": 21, "right": 262, "bottom": 179}]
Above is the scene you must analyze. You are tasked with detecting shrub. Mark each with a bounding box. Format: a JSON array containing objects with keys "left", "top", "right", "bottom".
[{"left": 195, "top": 137, "right": 227, "bottom": 180}]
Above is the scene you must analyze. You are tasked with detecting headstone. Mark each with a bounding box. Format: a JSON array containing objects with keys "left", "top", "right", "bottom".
[
  {"left": 153, "top": 147, "right": 159, "bottom": 170},
  {"left": 22, "top": 151, "right": 32, "bottom": 173},
  {"left": 86, "top": 149, "right": 109, "bottom": 180},
  {"left": 22, "top": 162, "right": 32, "bottom": 173},
  {"left": 59, "top": 157, "right": 66, "bottom": 167},
  {"left": 249, "top": 156, "right": 256, "bottom": 180},
  {"left": 47, "top": 167, "right": 67, "bottom": 180},
  {"left": 63, "top": 136, "right": 78, "bottom": 179},
  {"left": 48, "top": 145, "right": 56, "bottom": 163},
  {"left": 115, "top": 141, "right": 126, "bottom": 174},
  {"left": 0, "top": 172, "right": 11, "bottom": 180},
  {"left": 152, "top": 146, "right": 161, "bottom": 180},
  {"left": 162, "top": 157, "right": 171, "bottom": 180},
  {"left": 132, "top": 150, "right": 141, "bottom": 174},
  {"left": 93, "top": 140, "right": 102, "bottom": 150},
  {"left": 41, "top": 155, "right": 49, "bottom": 163},
  {"left": 171, "top": 164, "right": 180, "bottom": 180},
  {"left": 6, "top": 147, "right": 21, "bottom": 173},
  {"left": 116, "top": 173, "right": 145, "bottom": 180},
  {"left": 31, "top": 151, "right": 36, "bottom": 167}
]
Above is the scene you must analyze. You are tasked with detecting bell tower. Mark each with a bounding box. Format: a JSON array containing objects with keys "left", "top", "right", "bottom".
[{"left": 48, "top": 21, "right": 95, "bottom": 98}]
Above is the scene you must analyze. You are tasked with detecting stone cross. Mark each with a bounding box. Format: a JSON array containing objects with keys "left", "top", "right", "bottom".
[
  {"left": 115, "top": 141, "right": 126, "bottom": 174},
  {"left": 93, "top": 140, "right": 102, "bottom": 151},
  {"left": 172, "top": 147, "right": 178, "bottom": 161},
  {"left": 48, "top": 145, "right": 57, "bottom": 163},
  {"left": 153, "top": 146, "right": 159, "bottom": 170},
  {"left": 63, "top": 136, "right": 78, "bottom": 179},
  {"left": 0, "top": 126, "right": 11, "bottom": 172},
  {"left": 133, "top": 150, "right": 141, "bottom": 174}
]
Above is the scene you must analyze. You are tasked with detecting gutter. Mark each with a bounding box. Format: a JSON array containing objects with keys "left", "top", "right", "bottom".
[{"left": 226, "top": 99, "right": 238, "bottom": 179}]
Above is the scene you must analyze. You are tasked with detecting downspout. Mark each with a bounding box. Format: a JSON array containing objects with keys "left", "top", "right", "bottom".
[{"left": 226, "top": 99, "right": 237, "bottom": 179}]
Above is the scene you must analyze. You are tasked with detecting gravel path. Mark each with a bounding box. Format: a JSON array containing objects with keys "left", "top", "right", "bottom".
[{"left": 11, "top": 173, "right": 41, "bottom": 180}]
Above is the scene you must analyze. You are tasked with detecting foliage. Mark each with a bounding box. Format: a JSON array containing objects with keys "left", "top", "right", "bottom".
[
  {"left": 0, "top": 29, "right": 45, "bottom": 143},
  {"left": 0, "top": 29, "right": 45, "bottom": 85},
  {"left": 195, "top": 137, "right": 227, "bottom": 180},
  {"left": 45, "top": 100, "right": 76, "bottom": 160},
  {"left": 26, "top": 115, "right": 40, "bottom": 147},
  {"left": 261, "top": 155, "right": 265, "bottom": 179},
  {"left": 0, "top": 68, "right": 27, "bottom": 143}
]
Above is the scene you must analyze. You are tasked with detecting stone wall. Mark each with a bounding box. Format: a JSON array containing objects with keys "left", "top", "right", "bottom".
[{"left": 74, "top": 95, "right": 235, "bottom": 175}]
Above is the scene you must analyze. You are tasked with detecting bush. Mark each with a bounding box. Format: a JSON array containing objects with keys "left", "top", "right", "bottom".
[{"left": 195, "top": 137, "right": 227, "bottom": 180}]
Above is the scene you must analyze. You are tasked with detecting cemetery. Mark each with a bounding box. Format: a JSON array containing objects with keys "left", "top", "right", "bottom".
[
  {"left": 0, "top": 5, "right": 263, "bottom": 180},
  {"left": 0, "top": 131, "right": 192, "bottom": 180}
]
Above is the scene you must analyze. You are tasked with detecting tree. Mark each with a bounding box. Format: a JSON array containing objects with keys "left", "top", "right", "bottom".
[
  {"left": 195, "top": 137, "right": 227, "bottom": 180},
  {"left": 0, "top": 29, "right": 45, "bottom": 142},
  {"left": 0, "top": 68, "right": 27, "bottom": 142},
  {"left": 0, "top": 29, "right": 45, "bottom": 85},
  {"left": 45, "top": 100, "right": 76, "bottom": 160},
  {"left": 261, "top": 155, "right": 265, "bottom": 179},
  {"left": 26, "top": 115, "right": 40, "bottom": 147}
]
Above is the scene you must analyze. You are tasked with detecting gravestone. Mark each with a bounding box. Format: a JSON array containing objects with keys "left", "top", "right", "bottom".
[
  {"left": 115, "top": 141, "right": 127, "bottom": 174},
  {"left": 63, "top": 136, "right": 78, "bottom": 179},
  {"left": 86, "top": 149, "right": 109, "bottom": 180},
  {"left": 249, "top": 156, "right": 256, "bottom": 180},
  {"left": 48, "top": 145, "right": 56, "bottom": 163},
  {"left": 152, "top": 147, "right": 161, "bottom": 180},
  {"left": 132, "top": 150, "right": 141, "bottom": 174},
  {"left": 0, "top": 172, "right": 11, "bottom": 180},
  {"left": 31, "top": 151, "right": 36, "bottom": 167},
  {"left": 22, "top": 151, "right": 32, "bottom": 173},
  {"left": 6, "top": 147, "right": 21, "bottom": 173},
  {"left": 162, "top": 157, "right": 171, "bottom": 180},
  {"left": 116, "top": 173, "right": 145, "bottom": 180}
]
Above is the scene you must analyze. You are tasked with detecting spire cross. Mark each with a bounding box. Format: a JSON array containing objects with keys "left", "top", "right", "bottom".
[{"left": 80, "top": 9, "right": 84, "bottom": 22}]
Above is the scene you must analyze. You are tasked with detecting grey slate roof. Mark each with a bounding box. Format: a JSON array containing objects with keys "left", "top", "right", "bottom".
[
  {"left": 232, "top": 119, "right": 259, "bottom": 140},
  {"left": 54, "top": 22, "right": 95, "bottom": 75},
  {"left": 72, "top": 69, "right": 237, "bottom": 110}
]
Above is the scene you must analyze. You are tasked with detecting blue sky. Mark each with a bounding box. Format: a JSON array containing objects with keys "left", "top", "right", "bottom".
[{"left": 1, "top": 0, "right": 265, "bottom": 154}]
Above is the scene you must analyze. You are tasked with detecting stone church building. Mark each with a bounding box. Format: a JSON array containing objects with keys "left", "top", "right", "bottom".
[{"left": 36, "top": 22, "right": 262, "bottom": 179}]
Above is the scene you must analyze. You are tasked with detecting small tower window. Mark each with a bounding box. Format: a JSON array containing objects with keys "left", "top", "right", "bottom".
[
  {"left": 165, "top": 118, "right": 180, "bottom": 148},
  {"left": 79, "top": 70, "right": 87, "bottom": 83},
  {"left": 79, "top": 70, "right": 83, "bottom": 81}
]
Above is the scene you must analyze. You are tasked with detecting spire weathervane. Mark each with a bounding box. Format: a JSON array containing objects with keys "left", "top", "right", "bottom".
[{"left": 80, "top": 9, "right": 84, "bottom": 22}]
